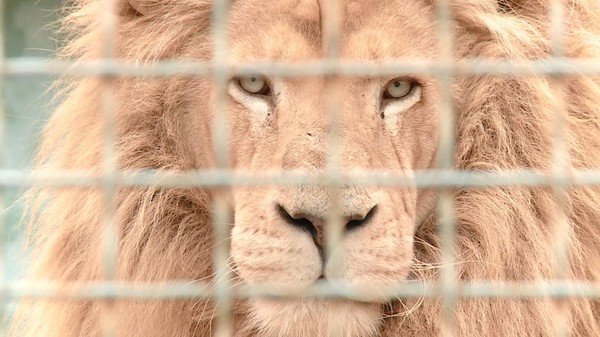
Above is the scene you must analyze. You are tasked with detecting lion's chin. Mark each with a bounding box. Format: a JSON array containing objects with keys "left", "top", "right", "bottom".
[{"left": 247, "top": 298, "right": 382, "bottom": 337}]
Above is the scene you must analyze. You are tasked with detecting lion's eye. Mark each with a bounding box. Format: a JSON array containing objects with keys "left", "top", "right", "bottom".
[
  {"left": 383, "top": 78, "right": 414, "bottom": 99},
  {"left": 237, "top": 76, "right": 271, "bottom": 96}
]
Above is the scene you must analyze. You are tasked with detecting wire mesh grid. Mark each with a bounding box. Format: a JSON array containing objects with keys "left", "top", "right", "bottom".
[{"left": 3, "top": 0, "right": 600, "bottom": 336}]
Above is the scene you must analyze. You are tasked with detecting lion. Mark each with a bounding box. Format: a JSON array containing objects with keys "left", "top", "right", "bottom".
[{"left": 9, "top": 0, "right": 600, "bottom": 336}]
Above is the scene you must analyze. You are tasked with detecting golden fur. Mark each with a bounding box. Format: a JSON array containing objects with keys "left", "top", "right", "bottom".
[{"left": 10, "top": 0, "right": 600, "bottom": 336}]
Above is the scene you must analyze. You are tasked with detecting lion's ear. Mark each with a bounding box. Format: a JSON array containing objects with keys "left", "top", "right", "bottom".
[{"left": 126, "top": 0, "right": 150, "bottom": 15}]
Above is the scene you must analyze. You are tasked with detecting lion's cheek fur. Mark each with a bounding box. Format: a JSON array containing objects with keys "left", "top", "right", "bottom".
[
  {"left": 230, "top": 208, "right": 323, "bottom": 291},
  {"left": 247, "top": 299, "right": 382, "bottom": 337},
  {"left": 336, "top": 226, "right": 415, "bottom": 288}
]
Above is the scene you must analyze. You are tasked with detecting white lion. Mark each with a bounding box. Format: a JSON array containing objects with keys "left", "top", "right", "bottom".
[{"left": 10, "top": 0, "right": 600, "bottom": 336}]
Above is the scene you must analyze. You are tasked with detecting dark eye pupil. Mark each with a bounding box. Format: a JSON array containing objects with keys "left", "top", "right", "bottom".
[{"left": 394, "top": 81, "right": 401, "bottom": 88}]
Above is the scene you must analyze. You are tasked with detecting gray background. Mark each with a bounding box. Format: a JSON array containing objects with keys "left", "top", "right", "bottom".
[{"left": 5, "top": 0, "right": 62, "bottom": 283}]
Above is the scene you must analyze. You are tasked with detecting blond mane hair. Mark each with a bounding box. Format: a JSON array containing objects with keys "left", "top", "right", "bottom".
[{"left": 10, "top": 1, "right": 600, "bottom": 336}]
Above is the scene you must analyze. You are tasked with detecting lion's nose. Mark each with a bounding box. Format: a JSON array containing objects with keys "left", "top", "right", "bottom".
[{"left": 276, "top": 204, "right": 378, "bottom": 250}]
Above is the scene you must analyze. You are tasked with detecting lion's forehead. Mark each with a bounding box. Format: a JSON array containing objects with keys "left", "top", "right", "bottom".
[{"left": 228, "top": 0, "right": 437, "bottom": 62}]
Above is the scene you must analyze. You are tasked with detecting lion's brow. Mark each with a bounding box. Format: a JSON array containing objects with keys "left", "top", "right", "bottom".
[{"left": 292, "top": 17, "right": 323, "bottom": 47}]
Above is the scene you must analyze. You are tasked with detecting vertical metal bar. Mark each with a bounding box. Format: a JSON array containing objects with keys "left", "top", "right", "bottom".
[
  {"left": 550, "top": 0, "right": 568, "bottom": 277},
  {"left": 434, "top": 1, "right": 457, "bottom": 337},
  {"left": 321, "top": 1, "right": 344, "bottom": 336},
  {"left": 548, "top": 0, "right": 570, "bottom": 336},
  {"left": 0, "top": 0, "right": 5, "bottom": 335},
  {"left": 211, "top": 1, "right": 233, "bottom": 337},
  {"left": 322, "top": 0, "right": 343, "bottom": 271},
  {"left": 100, "top": 1, "right": 118, "bottom": 337}
]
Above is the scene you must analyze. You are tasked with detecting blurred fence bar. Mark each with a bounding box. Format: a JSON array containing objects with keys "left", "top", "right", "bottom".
[
  {"left": 548, "top": 0, "right": 570, "bottom": 336},
  {"left": 1, "top": 280, "right": 600, "bottom": 301},
  {"left": 211, "top": 1, "right": 234, "bottom": 337},
  {"left": 433, "top": 0, "right": 457, "bottom": 336},
  {"left": 4, "top": 57, "right": 600, "bottom": 77},
  {"left": 0, "top": 0, "right": 5, "bottom": 335},
  {"left": 99, "top": 1, "right": 119, "bottom": 337},
  {"left": 0, "top": 168, "right": 598, "bottom": 188}
]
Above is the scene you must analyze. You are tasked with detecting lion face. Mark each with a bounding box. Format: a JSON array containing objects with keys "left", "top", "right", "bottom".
[{"left": 207, "top": 1, "right": 439, "bottom": 336}]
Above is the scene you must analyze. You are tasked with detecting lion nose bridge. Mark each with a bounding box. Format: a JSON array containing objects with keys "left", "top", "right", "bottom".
[
  {"left": 278, "top": 130, "right": 375, "bottom": 173},
  {"left": 275, "top": 186, "right": 378, "bottom": 250}
]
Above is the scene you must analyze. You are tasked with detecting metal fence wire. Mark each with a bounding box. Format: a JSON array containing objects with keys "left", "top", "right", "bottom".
[{"left": 4, "top": 0, "right": 600, "bottom": 337}]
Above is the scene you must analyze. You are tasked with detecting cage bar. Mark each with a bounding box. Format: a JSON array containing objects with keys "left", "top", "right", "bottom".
[
  {"left": 211, "top": 1, "right": 234, "bottom": 337},
  {"left": 3, "top": 280, "right": 600, "bottom": 301},
  {"left": 0, "top": 0, "right": 5, "bottom": 335},
  {"left": 321, "top": 1, "right": 346, "bottom": 335},
  {"left": 434, "top": 0, "right": 458, "bottom": 336},
  {"left": 5, "top": 57, "right": 600, "bottom": 78},
  {"left": 548, "top": 0, "right": 571, "bottom": 336},
  {"left": 2, "top": 168, "right": 600, "bottom": 188},
  {"left": 99, "top": 1, "right": 119, "bottom": 337}
]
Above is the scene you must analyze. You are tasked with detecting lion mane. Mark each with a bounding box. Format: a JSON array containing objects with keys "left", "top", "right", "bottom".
[{"left": 10, "top": 0, "right": 600, "bottom": 337}]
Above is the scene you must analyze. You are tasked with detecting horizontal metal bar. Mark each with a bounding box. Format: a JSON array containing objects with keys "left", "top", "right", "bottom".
[
  {"left": 5, "top": 280, "right": 600, "bottom": 301},
  {"left": 5, "top": 57, "right": 600, "bottom": 78},
  {"left": 0, "top": 168, "right": 595, "bottom": 189}
]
